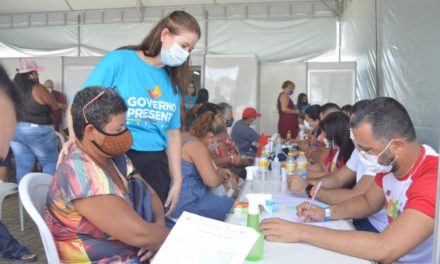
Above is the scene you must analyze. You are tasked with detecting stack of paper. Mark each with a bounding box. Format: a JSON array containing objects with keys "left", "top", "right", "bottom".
[{"left": 152, "top": 212, "right": 259, "bottom": 264}]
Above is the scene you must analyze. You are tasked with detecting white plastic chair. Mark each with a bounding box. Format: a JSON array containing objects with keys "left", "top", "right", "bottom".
[
  {"left": 0, "top": 182, "right": 25, "bottom": 231},
  {"left": 19, "top": 172, "right": 61, "bottom": 264},
  {"left": 54, "top": 131, "right": 66, "bottom": 152}
]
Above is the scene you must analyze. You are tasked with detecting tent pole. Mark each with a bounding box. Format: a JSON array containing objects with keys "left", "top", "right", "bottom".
[
  {"left": 433, "top": 142, "right": 440, "bottom": 264},
  {"left": 77, "top": 14, "right": 81, "bottom": 57}
]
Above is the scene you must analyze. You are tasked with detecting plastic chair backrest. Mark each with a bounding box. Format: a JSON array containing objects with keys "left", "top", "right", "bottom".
[{"left": 19, "top": 173, "right": 61, "bottom": 264}]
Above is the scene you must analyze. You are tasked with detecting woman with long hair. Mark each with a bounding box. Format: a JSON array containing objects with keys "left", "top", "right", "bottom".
[
  {"left": 11, "top": 60, "right": 64, "bottom": 183},
  {"left": 297, "top": 93, "right": 311, "bottom": 113},
  {"left": 172, "top": 111, "right": 235, "bottom": 221},
  {"left": 61, "top": 11, "right": 202, "bottom": 216},
  {"left": 307, "top": 112, "right": 354, "bottom": 179}
]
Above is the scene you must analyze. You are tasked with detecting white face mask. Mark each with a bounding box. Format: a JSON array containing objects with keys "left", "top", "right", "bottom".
[
  {"left": 304, "top": 120, "right": 313, "bottom": 130},
  {"left": 323, "top": 138, "right": 332, "bottom": 148},
  {"left": 350, "top": 128, "right": 355, "bottom": 143},
  {"left": 358, "top": 141, "right": 397, "bottom": 174},
  {"left": 161, "top": 42, "right": 189, "bottom": 67},
  {"left": 187, "top": 87, "right": 195, "bottom": 95}
]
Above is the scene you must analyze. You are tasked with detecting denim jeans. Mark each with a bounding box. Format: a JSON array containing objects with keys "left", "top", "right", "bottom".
[
  {"left": 0, "top": 220, "right": 29, "bottom": 258},
  {"left": 10, "top": 122, "right": 58, "bottom": 183},
  {"left": 353, "top": 218, "right": 380, "bottom": 233}
]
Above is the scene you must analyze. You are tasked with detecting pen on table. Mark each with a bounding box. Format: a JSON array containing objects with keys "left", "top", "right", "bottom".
[{"left": 306, "top": 181, "right": 322, "bottom": 210}]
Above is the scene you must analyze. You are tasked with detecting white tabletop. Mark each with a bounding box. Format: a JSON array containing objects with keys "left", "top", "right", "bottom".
[{"left": 226, "top": 179, "right": 373, "bottom": 264}]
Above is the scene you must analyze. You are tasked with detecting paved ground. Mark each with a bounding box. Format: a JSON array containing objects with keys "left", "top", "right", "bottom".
[{"left": 1, "top": 193, "right": 46, "bottom": 263}]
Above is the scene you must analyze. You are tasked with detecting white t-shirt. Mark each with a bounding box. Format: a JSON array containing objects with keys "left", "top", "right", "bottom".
[
  {"left": 375, "top": 145, "right": 438, "bottom": 264},
  {"left": 346, "top": 149, "right": 388, "bottom": 232}
]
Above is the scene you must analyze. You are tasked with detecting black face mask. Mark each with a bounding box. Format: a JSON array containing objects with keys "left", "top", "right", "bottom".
[{"left": 226, "top": 118, "right": 234, "bottom": 127}]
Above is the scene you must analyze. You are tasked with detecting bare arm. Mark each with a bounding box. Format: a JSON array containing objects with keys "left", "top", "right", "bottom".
[
  {"left": 315, "top": 175, "right": 375, "bottom": 205},
  {"left": 33, "top": 84, "right": 59, "bottom": 111},
  {"left": 261, "top": 208, "right": 434, "bottom": 264},
  {"left": 308, "top": 165, "right": 356, "bottom": 188},
  {"left": 184, "top": 140, "right": 223, "bottom": 187},
  {"left": 298, "top": 182, "right": 385, "bottom": 221},
  {"left": 287, "top": 166, "right": 356, "bottom": 197},
  {"left": 279, "top": 93, "right": 299, "bottom": 114},
  {"left": 165, "top": 129, "right": 183, "bottom": 215},
  {"left": 73, "top": 195, "right": 169, "bottom": 250}
]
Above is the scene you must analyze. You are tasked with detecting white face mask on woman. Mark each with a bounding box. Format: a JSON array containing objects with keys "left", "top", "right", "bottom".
[
  {"left": 161, "top": 42, "right": 189, "bottom": 67},
  {"left": 304, "top": 120, "right": 313, "bottom": 130},
  {"left": 358, "top": 140, "right": 397, "bottom": 174}
]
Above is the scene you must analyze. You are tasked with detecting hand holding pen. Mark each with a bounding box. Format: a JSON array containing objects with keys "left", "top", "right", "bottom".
[{"left": 297, "top": 181, "right": 326, "bottom": 222}]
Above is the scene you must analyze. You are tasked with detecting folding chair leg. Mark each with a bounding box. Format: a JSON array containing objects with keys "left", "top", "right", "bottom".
[{"left": 19, "top": 198, "right": 24, "bottom": 231}]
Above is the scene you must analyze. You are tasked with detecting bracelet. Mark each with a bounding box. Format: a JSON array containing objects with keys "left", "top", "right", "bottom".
[
  {"left": 324, "top": 208, "right": 331, "bottom": 221},
  {"left": 305, "top": 184, "right": 314, "bottom": 198}
]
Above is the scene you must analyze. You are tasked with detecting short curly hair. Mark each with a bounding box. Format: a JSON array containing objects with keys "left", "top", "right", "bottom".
[{"left": 71, "top": 87, "right": 127, "bottom": 140}]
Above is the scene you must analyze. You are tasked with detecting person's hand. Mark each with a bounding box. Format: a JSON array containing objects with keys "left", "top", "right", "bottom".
[
  {"left": 56, "top": 138, "right": 76, "bottom": 168},
  {"left": 164, "top": 182, "right": 181, "bottom": 217},
  {"left": 296, "top": 202, "right": 325, "bottom": 222},
  {"left": 218, "top": 168, "right": 234, "bottom": 182},
  {"left": 260, "top": 218, "right": 302, "bottom": 243},
  {"left": 287, "top": 175, "right": 308, "bottom": 196},
  {"left": 238, "top": 156, "right": 254, "bottom": 166},
  {"left": 138, "top": 247, "right": 157, "bottom": 262},
  {"left": 297, "top": 140, "right": 309, "bottom": 152}
]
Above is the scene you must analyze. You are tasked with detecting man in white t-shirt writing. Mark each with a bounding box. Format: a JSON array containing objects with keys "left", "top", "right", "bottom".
[
  {"left": 287, "top": 99, "right": 388, "bottom": 233},
  {"left": 261, "top": 97, "right": 438, "bottom": 264}
]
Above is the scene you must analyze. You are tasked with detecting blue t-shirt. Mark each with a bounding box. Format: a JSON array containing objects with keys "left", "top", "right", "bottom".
[
  {"left": 231, "top": 119, "right": 260, "bottom": 154},
  {"left": 83, "top": 49, "right": 181, "bottom": 151},
  {"left": 183, "top": 95, "right": 196, "bottom": 112}
]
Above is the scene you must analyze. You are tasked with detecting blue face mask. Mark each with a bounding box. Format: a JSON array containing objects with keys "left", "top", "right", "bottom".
[
  {"left": 161, "top": 42, "right": 189, "bottom": 67},
  {"left": 288, "top": 90, "right": 294, "bottom": 96}
]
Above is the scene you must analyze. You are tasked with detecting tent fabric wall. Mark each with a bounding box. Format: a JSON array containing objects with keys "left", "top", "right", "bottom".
[
  {"left": 340, "top": 0, "right": 376, "bottom": 100},
  {"left": 208, "top": 18, "right": 336, "bottom": 62},
  {"left": 341, "top": 0, "right": 440, "bottom": 150},
  {"left": 0, "top": 17, "right": 336, "bottom": 62}
]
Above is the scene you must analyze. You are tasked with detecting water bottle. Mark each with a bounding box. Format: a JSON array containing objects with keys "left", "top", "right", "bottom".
[
  {"left": 258, "top": 150, "right": 269, "bottom": 181},
  {"left": 285, "top": 151, "right": 296, "bottom": 176},
  {"left": 271, "top": 156, "right": 281, "bottom": 180},
  {"left": 296, "top": 151, "right": 308, "bottom": 177}
]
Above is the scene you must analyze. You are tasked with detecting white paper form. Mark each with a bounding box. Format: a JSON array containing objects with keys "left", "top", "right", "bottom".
[{"left": 152, "top": 212, "right": 259, "bottom": 264}]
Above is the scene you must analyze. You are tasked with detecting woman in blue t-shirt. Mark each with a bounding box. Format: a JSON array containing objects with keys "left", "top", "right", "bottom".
[{"left": 63, "top": 11, "right": 201, "bottom": 216}]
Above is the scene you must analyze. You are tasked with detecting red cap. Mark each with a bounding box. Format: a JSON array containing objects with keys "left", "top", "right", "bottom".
[
  {"left": 17, "top": 59, "right": 44, "bottom": 74},
  {"left": 242, "top": 107, "right": 262, "bottom": 118}
]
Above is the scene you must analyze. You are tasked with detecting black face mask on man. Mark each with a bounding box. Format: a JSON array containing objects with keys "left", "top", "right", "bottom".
[{"left": 226, "top": 117, "right": 234, "bottom": 127}]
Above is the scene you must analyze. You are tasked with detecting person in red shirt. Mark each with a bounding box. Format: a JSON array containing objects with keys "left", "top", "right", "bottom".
[
  {"left": 43, "top": 79, "right": 66, "bottom": 132},
  {"left": 260, "top": 97, "right": 438, "bottom": 264}
]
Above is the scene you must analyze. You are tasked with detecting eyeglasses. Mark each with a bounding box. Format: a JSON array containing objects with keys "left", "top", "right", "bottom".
[{"left": 82, "top": 90, "right": 107, "bottom": 124}]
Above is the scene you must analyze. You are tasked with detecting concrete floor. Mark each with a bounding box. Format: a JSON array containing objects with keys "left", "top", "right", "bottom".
[{"left": 1, "top": 193, "right": 46, "bottom": 263}]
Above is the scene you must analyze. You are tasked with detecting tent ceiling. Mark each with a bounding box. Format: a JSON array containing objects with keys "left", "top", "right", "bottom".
[{"left": 0, "top": 0, "right": 339, "bottom": 15}]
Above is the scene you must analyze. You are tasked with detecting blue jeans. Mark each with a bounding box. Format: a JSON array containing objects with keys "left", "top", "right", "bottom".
[
  {"left": 0, "top": 220, "right": 30, "bottom": 258},
  {"left": 10, "top": 122, "right": 58, "bottom": 183},
  {"left": 353, "top": 218, "right": 379, "bottom": 233}
]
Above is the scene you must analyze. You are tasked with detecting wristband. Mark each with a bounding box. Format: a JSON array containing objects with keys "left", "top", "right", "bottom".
[
  {"left": 324, "top": 208, "right": 331, "bottom": 221},
  {"left": 305, "top": 184, "right": 314, "bottom": 198}
]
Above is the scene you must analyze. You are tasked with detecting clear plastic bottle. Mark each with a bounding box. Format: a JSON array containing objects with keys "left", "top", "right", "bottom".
[
  {"left": 258, "top": 150, "right": 269, "bottom": 181},
  {"left": 271, "top": 156, "right": 281, "bottom": 181},
  {"left": 286, "top": 130, "right": 292, "bottom": 141},
  {"left": 285, "top": 151, "right": 296, "bottom": 176},
  {"left": 296, "top": 151, "right": 308, "bottom": 177}
]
